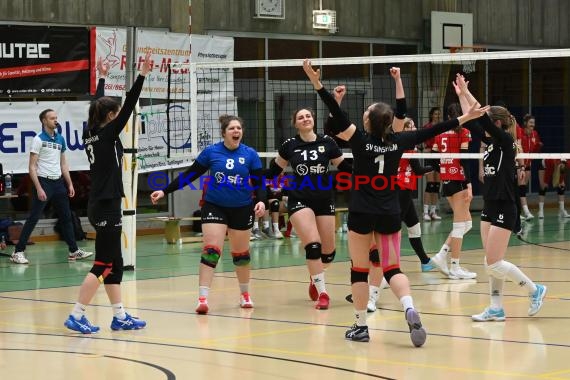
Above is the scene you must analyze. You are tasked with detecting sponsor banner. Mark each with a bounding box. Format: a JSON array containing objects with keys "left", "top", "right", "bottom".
[{"left": 0, "top": 25, "right": 92, "bottom": 97}]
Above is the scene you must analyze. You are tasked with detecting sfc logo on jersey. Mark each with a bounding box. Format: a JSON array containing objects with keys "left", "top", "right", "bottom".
[{"left": 318, "top": 146, "right": 325, "bottom": 153}]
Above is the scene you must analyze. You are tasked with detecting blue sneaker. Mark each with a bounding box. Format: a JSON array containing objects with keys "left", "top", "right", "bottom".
[
  {"left": 111, "top": 313, "right": 147, "bottom": 331},
  {"left": 528, "top": 284, "right": 547, "bottom": 316},
  {"left": 471, "top": 307, "right": 506, "bottom": 322},
  {"left": 64, "top": 315, "right": 100, "bottom": 334},
  {"left": 421, "top": 260, "right": 436, "bottom": 272}
]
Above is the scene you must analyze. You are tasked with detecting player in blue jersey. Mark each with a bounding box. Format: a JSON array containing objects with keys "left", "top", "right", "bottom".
[
  {"left": 151, "top": 114, "right": 266, "bottom": 314},
  {"left": 266, "top": 106, "right": 352, "bottom": 310},
  {"left": 303, "top": 59, "right": 488, "bottom": 346}
]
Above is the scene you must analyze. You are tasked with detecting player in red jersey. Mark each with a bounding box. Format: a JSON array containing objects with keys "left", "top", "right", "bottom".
[{"left": 518, "top": 114, "right": 543, "bottom": 219}]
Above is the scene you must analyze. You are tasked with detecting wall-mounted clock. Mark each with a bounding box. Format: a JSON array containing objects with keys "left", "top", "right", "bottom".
[{"left": 255, "top": 0, "right": 285, "bottom": 19}]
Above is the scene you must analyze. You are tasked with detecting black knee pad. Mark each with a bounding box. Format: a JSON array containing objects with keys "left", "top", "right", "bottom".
[
  {"left": 539, "top": 187, "right": 547, "bottom": 196},
  {"left": 369, "top": 248, "right": 380, "bottom": 267},
  {"left": 383, "top": 267, "right": 402, "bottom": 284},
  {"left": 558, "top": 185, "right": 566, "bottom": 195},
  {"left": 270, "top": 199, "right": 280, "bottom": 213},
  {"left": 305, "top": 242, "right": 322, "bottom": 260},
  {"left": 90, "top": 261, "right": 113, "bottom": 283},
  {"left": 433, "top": 182, "right": 440, "bottom": 193},
  {"left": 350, "top": 268, "right": 369, "bottom": 284},
  {"left": 104, "top": 257, "right": 124, "bottom": 284},
  {"left": 425, "top": 182, "right": 436, "bottom": 193},
  {"left": 519, "top": 184, "right": 528, "bottom": 197},
  {"left": 321, "top": 250, "right": 336, "bottom": 264}
]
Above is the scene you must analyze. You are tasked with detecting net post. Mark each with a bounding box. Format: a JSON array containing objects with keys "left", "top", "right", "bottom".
[
  {"left": 167, "top": 64, "right": 171, "bottom": 158},
  {"left": 190, "top": 62, "right": 198, "bottom": 158}
]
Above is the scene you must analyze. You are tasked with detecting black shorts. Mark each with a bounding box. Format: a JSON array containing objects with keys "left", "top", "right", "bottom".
[
  {"left": 201, "top": 201, "right": 254, "bottom": 230},
  {"left": 481, "top": 200, "right": 517, "bottom": 231},
  {"left": 442, "top": 180, "right": 469, "bottom": 197},
  {"left": 287, "top": 195, "right": 335, "bottom": 216},
  {"left": 267, "top": 190, "right": 283, "bottom": 201},
  {"left": 348, "top": 212, "right": 401, "bottom": 234},
  {"left": 399, "top": 190, "right": 419, "bottom": 227},
  {"left": 88, "top": 198, "right": 122, "bottom": 228}
]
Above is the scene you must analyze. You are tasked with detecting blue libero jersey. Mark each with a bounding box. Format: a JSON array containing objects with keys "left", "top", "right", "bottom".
[{"left": 196, "top": 142, "right": 262, "bottom": 207}]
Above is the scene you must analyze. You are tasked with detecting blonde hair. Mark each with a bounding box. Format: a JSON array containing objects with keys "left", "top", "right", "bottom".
[{"left": 488, "top": 106, "right": 519, "bottom": 153}]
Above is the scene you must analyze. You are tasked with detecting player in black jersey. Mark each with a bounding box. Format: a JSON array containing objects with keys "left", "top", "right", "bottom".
[
  {"left": 303, "top": 59, "right": 488, "bottom": 346},
  {"left": 267, "top": 107, "right": 352, "bottom": 310},
  {"left": 64, "top": 54, "right": 152, "bottom": 334},
  {"left": 453, "top": 75, "right": 547, "bottom": 322}
]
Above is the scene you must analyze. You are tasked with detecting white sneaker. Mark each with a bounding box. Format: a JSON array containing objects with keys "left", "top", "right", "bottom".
[
  {"left": 525, "top": 212, "right": 534, "bottom": 220},
  {"left": 538, "top": 210, "right": 544, "bottom": 219},
  {"left": 69, "top": 249, "right": 93, "bottom": 261},
  {"left": 10, "top": 251, "right": 29, "bottom": 264},
  {"left": 559, "top": 209, "right": 570, "bottom": 218},
  {"left": 430, "top": 212, "right": 442, "bottom": 221},
  {"left": 430, "top": 253, "right": 449, "bottom": 276},
  {"left": 423, "top": 213, "right": 432, "bottom": 221},
  {"left": 367, "top": 293, "right": 378, "bottom": 312},
  {"left": 240, "top": 292, "right": 254, "bottom": 308},
  {"left": 448, "top": 266, "right": 477, "bottom": 280},
  {"left": 471, "top": 307, "right": 506, "bottom": 322},
  {"left": 273, "top": 230, "right": 284, "bottom": 239}
]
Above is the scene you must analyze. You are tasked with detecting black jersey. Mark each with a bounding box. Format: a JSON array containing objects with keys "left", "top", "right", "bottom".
[
  {"left": 480, "top": 121, "right": 517, "bottom": 202},
  {"left": 347, "top": 120, "right": 460, "bottom": 214},
  {"left": 278, "top": 134, "right": 342, "bottom": 200},
  {"left": 82, "top": 75, "right": 145, "bottom": 201}
]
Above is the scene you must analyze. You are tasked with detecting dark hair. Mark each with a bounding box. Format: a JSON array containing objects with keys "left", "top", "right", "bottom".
[
  {"left": 88, "top": 97, "right": 120, "bottom": 130},
  {"left": 368, "top": 102, "right": 394, "bottom": 140},
  {"left": 428, "top": 107, "right": 441, "bottom": 121},
  {"left": 291, "top": 108, "right": 315, "bottom": 128},
  {"left": 39, "top": 109, "right": 54, "bottom": 123},
  {"left": 218, "top": 114, "right": 244, "bottom": 135},
  {"left": 523, "top": 114, "right": 535, "bottom": 126},
  {"left": 447, "top": 103, "right": 462, "bottom": 132}
]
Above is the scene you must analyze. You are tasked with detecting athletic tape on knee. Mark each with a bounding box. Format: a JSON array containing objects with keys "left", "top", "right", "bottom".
[
  {"left": 90, "top": 261, "right": 113, "bottom": 283},
  {"left": 518, "top": 184, "right": 528, "bottom": 197},
  {"left": 450, "top": 222, "right": 465, "bottom": 238},
  {"left": 369, "top": 247, "right": 381, "bottom": 267},
  {"left": 383, "top": 267, "right": 402, "bottom": 284},
  {"left": 305, "top": 242, "right": 322, "bottom": 261},
  {"left": 201, "top": 245, "right": 221, "bottom": 268},
  {"left": 270, "top": 199, "right": 280, "bottom": 212},
  {"left": 104, "top": 257, "right": 124, "bottom": 284},
  {"left": 231, "top": 250, "right": 251, "bottom": 266},
  {"left": 485, "top": 259, "right": 511, "bottom": 280},
  {"left": 463, "top": 221, "right": 473, "bottom": 235},
  {"left": 407, "top": 223, "right": 421, "bottom": 239},
  {"left": 350, "top": 267, "right": 369, "bottom": 284},
  {"left": 321, "top": 250, "right": 336, "bottom": 264},
  {"left": 539, "top": 187, "right": 547, "bottom": 196},
  {"left": 380, "top": 233, "right": 401, "bottom": 273},
  {"left": 558, "top": 185, "right": 566, "bottom": 195}
]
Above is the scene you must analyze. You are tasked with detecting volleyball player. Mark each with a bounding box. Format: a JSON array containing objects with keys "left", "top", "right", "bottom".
[
  {"left": 303, "top": 59, "right": 488, "bottom": 345},
  {"left": 430, "top": 103, "right": 477, "bottom": 279},
  {"left": 150, "top": 115, "right": 266, "bottom": 314},
  {"left": 519, "top": 114, "right": 542, "bottom": 219},
  {"left": 422, "top": 107, "right": 443, "bottom": 221},
  {"left": 266, "top": 105, "right": 352, "bottom": 310},
  {"left": 452, "top": 74, "right": 547, "bottom": 321},
  {"left": 541, "top": 159, "right": 570, "bottom": 218},
  {"left": 64, "top": 54, "right": 152, "bottom": 334}
]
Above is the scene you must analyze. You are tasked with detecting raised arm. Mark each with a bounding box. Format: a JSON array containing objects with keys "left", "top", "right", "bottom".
[
  {"left": 390, "top": 67, "right": 406, "bottom": 133},
  {"left": 94, "top": 57, "right": 109, "bottom": 99}
]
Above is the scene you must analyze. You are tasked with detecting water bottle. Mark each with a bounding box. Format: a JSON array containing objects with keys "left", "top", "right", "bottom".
[{"left": 5, "top": 172, "right": 11, "bottom": 194}]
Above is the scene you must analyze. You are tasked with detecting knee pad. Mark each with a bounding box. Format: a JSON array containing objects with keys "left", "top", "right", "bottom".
[
  {"left": 539, "top": 187, "right": 547, "bottom": 196},
  {"left": 350, "top": 267, "right": 369, "bottom": 284},
  {"left": 383, "top": 267, "right": 402, "bottom": 284},
  {"left": 450, "top": 222, "right": 465, "bottom": 238},
  {"left": 305, "top": 242, "right": 322, "bottom": 261},
  {"left": 485, "top": 259, "right": 513, "bottom": 280},
  {"left": 104, "top": 257, "right": 124, "bottom": 284},
  {"left": 518, "top": 184, "right": 528, "bottom": 197},
  {"left": 90, "top": 261, "right": 113, "bottom": 283},
  {"left": 463, "top": 221, "right": 473, "bottom": 235},
  {"left": 558, "top": 185, "right": 566, "bottom": 195},
  {"left": 425, "top": 182, "right": 436, "bottom": 193},
  {"left": 270, "top": 199, "right": 280, "bottom": 213},
  {"left": 201, "top": 245, "right": 221, "bottom": 268},
  {"left": 321, "top": 250, "right": 336, "bottom": 264},
  {"left": 369, "top": 247, "right": 381, "bottom": 267},
  {"left": 433, "top": 182, "right": 441, "bottom": 193},
  {"left": 407, "top": 223, "right": 421, "bottom": 239},
  {"left": 232, "top": 250, "right": 251, "bottom": 266}
]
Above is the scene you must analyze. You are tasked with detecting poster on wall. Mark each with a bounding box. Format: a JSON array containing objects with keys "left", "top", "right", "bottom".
[{"left": 0, "top": 25, "right": 93, "bottom": 97}]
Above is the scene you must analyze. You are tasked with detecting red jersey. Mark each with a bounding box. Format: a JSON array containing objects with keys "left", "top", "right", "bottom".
[
  {"left": 433, "top": 128, "right": 471, "bottom": 181},
  {"left": 397, "top": 149, "right": 419, "bottom": 190},
  {"left": 520, "top": 128, "right": 542, "bottom": 168},
  {"left": 422, "top": 122, "right": 437, "bottom": 151}
]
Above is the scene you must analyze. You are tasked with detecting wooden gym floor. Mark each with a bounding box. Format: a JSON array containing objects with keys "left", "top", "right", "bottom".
[{"left": 1, "top": 211, "right": 569, "bottom": 379}]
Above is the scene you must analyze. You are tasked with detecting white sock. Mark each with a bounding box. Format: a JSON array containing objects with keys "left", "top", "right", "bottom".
[
  {"left": 199, "top": 286, "right": 209, "bottom": 298},
  {"left": 112, "top": 303, "right": 127, "bottom": 320},
  {"left": 311, "top": 272, "right": 326, "bottom": 294},
  {"left": 450, "top": 257, "right": 460, "bottom": 269},
  {"left": 71, "top": 302, "right": 86, "bottom": 320},
  {"left": 239, "top": 283, "right": 249, "bottom": 294},
  {"left": 430, "top": 205, "right": 437, "bottom": 215},
  {"left": 273, "top": 222, "right": 280, "bottom": 232},
  {"left": 559, "top": 201, "right": 565, "bottom": 211},
  {"left": 355, "top": 310, "right": 368, "bottom": 326},
  {"left": 263, "top": 220, "right": 270, "bottom": 229},
  {"left": 400, "top": 295, "right": 414, "bottom": 310},
  {"left": 380, "top": 277, "right": 389, "bottom": 289},
  {"left": 253, "top": 221, "right": 259, "bottom": 230},
  {"left": 502, "top": 260, "right": 537, "bottom": 295},
  {"left": 539, "top": 202, "right": 544, "bottom": 212},
  {"left": 489, "top": 276, "right": 504, "bottom": 310},
  {"left": 438, "top": 243, "right": 450, "bottom": 257},
  {"left": 369, "top": 285, "right": 380, "bottom": 301},
  {"left": 423, "top": 205, "right": 429, "bottom": 214},
  {"left": 523, "top": 205, "right": 531, "bottom": 214}
]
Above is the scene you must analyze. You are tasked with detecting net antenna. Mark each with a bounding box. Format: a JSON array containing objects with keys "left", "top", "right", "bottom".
[{"left": 449, "top": 45, "right": 487, "bottom": 73}]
